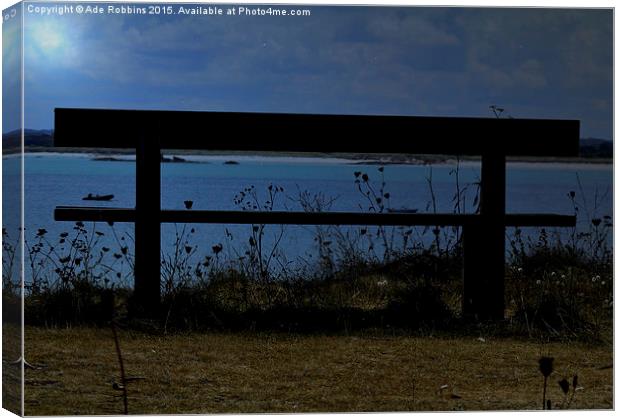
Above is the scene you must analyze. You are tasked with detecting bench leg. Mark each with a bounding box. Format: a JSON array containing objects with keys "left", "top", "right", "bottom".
[
  {"left": 462, "top": 154, "right": 506, "bottom": 320},
  {"left": 462, "top": 223, "right": 505, "bottom": 320},
  {"left": 131, "top": 135, "right": 161, "bottom": 317}
]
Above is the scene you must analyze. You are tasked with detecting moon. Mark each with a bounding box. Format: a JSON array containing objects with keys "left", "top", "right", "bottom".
[{"left": 29, "top": 21, "right": 64, "bottom": 53}]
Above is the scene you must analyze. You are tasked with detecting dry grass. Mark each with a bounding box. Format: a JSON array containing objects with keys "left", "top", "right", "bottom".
[
  {"left": 2, "top": 323, "right": 22, "bottom": 415},
  {"left": 22, "top": 326, "right": 612, "bottom": 415}
]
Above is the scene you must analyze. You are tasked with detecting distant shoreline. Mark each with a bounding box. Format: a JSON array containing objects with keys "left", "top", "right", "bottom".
[{"left": 2, "top": 146, "right": 613, "bottom": 166}]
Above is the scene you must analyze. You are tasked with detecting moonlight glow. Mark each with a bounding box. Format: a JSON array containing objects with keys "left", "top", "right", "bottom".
[{"left": 26, "top": 20, "right": 68, "bottom": 61}]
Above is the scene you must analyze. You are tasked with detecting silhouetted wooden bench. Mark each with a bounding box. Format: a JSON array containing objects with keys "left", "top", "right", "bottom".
[{"left": 53, "top": 108, "right": 579, "bottom": 320}]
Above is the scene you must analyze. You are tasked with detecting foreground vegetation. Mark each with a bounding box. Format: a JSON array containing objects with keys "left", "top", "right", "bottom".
[
  {"left": 5, "top": 225, "right": 612, "bottom": 341},
  {"left": 2, "top": 165, "right": 612, "bottom": 340}
]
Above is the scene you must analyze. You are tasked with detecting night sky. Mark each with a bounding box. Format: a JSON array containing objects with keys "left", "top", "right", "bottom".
[{"left": 3, "top": 4, "right": 613, "bottom": 139}]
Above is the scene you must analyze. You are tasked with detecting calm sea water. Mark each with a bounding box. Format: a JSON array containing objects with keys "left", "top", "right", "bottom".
[{"left": 2, "top": 153, "right": 613, "bottom": 284}]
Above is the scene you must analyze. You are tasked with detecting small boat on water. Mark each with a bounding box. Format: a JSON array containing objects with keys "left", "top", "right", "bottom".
[{"left": 82, "top": 193, "right": 114, "bottom": 201}]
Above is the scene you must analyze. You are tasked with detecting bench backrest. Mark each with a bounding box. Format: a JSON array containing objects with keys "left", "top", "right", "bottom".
[{"left": 54, "top": 108, "right": 580, "bottom": 157}]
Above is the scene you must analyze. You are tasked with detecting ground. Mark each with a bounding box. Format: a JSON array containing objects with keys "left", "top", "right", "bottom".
[
  {"left": 2, "top": 324, "right": 21, "bottom": 415},
  {"left": 18, "top": 326, "right": 613, "bottom": 415}
]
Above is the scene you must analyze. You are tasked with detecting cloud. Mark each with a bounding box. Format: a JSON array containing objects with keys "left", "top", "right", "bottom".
[
  {"left": 467, "top": 55, "right": 547, "bottom": 91},
  {"left": 456, "top": 9, "right": 611, "bottom": 92},
  {"left": 562, "top": 24, "right": 613, "bottom": 88},
  {"left": 367, "top": 12, "right": 460, "bottom": 46}
]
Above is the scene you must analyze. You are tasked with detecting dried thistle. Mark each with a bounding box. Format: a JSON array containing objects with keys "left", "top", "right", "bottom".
[
  {"left": 111, "top": 322, "right": 128, "bottom": 415},
  {"left": 567, "top": 374, "right": 579, "bottom": 408},
  {"left": 559, "top": 378, "right": 570, "bottom": 395},
  {"left": 539, "top": 356, "right": 554, "bottom": 410},
  {"left": 539, "top": 357, "right": 554, "bottom": 377}
]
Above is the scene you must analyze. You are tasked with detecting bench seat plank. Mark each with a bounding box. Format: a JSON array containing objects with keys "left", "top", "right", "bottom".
[{"left": 54, "top": 206, "right": 576, "bottom": 227}]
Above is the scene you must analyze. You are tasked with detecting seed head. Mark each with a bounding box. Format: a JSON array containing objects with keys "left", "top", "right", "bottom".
[
  {"left": 558, "top": 378, "right": 570, "bottom": 395},
  {"left": 539, "top": 356, "right": 554, "bottom": 377},
  {"left": 212, "top": 244, "right": 223, "bottom": 255}
]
